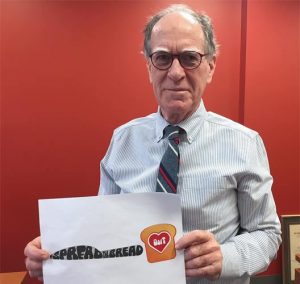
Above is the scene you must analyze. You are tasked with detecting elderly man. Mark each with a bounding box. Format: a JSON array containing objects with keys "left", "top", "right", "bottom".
[{"left": 24, "top": 5, "right": 281, "bottom": 284}]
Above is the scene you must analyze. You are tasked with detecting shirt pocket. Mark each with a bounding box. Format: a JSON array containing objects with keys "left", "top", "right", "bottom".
[
  {"left": 179, "top": 176, "right": 236, "bottom": 208},
  {"left": 179, "top": 176, "right": 238, "bottom": 233}
]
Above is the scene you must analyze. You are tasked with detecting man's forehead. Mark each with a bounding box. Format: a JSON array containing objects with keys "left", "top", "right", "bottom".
[
  {"left": 150, "top": 12, "right": 205, "bottom": 52},
  {"left": 152, "top": 11, "right": 201, "bottom": 34}
]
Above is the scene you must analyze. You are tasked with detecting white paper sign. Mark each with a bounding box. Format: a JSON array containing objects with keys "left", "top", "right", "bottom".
[{"left": 39, "top": 192, "right": 186, "bottom": 284}]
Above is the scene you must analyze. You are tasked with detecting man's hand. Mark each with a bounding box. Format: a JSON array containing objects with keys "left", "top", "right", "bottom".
[
  {"left": 24, "top": 236, "right": 49, "bottom": 281},
  {"left": 175, "top": 230, "right": 222, "bottom": 280}
]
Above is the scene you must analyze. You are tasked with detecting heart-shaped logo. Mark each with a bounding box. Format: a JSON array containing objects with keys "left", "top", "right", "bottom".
[{"left": 148, "top": 231, "right": 171, "bottom": 253}]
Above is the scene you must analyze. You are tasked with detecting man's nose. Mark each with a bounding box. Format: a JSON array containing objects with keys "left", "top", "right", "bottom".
[{"left": 167, "top": 58, "right": 186, "bottom": 81}]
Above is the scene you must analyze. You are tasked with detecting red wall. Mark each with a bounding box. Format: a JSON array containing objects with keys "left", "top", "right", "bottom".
[
  {"left": 244, "top": 0, "right": 300, "bottom": 274},
  {"left": 1, "top": 0, "right": 299, "bottom": 280}
]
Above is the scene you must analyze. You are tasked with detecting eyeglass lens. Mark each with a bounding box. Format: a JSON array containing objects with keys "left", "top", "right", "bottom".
[{"left": 151, "top": 51, "right": 202, "bottom": 70}]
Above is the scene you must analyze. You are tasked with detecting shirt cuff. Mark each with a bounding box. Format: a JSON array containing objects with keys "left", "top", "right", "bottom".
[{"left": 220, "top": 242, "right": 242, "bottom": 278}]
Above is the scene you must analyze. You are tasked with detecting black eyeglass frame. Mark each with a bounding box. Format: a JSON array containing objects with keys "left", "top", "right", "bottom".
[{"left": 149, "top": 51, "right": 208, "bottom": 70}]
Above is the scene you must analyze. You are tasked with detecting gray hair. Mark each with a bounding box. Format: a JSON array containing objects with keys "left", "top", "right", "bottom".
[{"left": 143, "top": 4, "right": 219, "bottom": 58}]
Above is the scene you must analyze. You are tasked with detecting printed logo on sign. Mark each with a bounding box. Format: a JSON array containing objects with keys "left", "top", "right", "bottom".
[
  {"left": 49, "top": 223, "right": 177, "bottom": 264},
  {"left": 50, "top": 245, "right": 143, "bottom": 260},
  {"left": 140, "top": 224, "right": 176, "bottom": 263},
  {"left": 148, "top": 232, "right": 171, "bottom": 253}
]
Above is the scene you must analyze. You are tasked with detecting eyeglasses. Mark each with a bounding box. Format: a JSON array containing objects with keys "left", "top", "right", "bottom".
[{"left": 150, "top": 51, "right": 207, "bottom": 70}]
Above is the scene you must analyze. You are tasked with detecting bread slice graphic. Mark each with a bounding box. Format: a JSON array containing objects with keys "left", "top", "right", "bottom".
[{"left": 140, "top": 224, "right": 176, "bottom": 263}]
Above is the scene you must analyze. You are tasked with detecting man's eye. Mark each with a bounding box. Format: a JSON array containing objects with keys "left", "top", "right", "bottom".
[
  {"left": 182, "top": 53, "right": 199, "bottom": 62},
  {"left": 155, "top": 53, "right": 171, "bottom": 62}
]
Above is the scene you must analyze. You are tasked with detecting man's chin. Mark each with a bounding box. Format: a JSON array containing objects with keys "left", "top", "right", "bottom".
[{"left": 161, "top": 105, "right": 192, "bottom": 124}]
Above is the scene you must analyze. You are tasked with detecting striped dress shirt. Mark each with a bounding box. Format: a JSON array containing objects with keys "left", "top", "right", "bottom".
[{"left": 99, "top": 101, "right": 281, "bottom": 284}]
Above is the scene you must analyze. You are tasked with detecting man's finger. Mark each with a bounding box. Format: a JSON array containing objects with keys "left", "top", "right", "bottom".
[
  {"left": 25, "top": 258, "right": 43, "bottom": 271},
  {"left": 185, "top": 252, "right": 217, "bottom": 269},
  {"left": 24, "top": 237, "right": 49, "bottom": 260},
  {"left": 175, "top": 230, "right": 212, "bottom": 250},
  {"left": 184, "top": 239, "right": 220, "bottom": 261},
  {"left": 186, "top": 261, "right": 221, "bottom": 280}
]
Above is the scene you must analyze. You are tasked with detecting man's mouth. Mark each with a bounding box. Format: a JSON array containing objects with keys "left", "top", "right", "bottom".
[{"left": 165, "top": 88, "right": 188, "bottom": 92}]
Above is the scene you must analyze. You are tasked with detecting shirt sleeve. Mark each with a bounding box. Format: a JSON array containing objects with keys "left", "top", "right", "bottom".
[
  {"left": 98, "top": 133, "right": 121, "bottom": 195},
  {"left": 220, "top": 134, "right": 282, "bottom": 278}
]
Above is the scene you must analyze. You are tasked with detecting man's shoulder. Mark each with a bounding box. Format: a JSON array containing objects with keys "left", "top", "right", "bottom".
[
  {"left": 206, "top": 111, "right": 258, "bottom": 139},
  {"left": 113, "top": 112, "right": 157, "bottom": 138}
]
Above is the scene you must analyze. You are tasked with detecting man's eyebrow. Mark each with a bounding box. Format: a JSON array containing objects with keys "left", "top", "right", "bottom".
[
  {"left": 181, "top": 48, "right": 202, "bottom": 52},
  {"left": 151, "top": 48, "right": 202, "bottom": 53},
  {"left": 151, "top": 47, "right": 170, "bottom": 53}
]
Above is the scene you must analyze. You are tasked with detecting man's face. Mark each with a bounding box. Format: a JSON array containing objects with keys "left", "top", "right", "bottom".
[{"left": 148, "top": 12, "right": 216, "bottom": 124}]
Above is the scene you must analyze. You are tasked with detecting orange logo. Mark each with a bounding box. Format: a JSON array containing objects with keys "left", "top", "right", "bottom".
[{"left": 140, "top": 224, "right": 176, "bottom": 263}]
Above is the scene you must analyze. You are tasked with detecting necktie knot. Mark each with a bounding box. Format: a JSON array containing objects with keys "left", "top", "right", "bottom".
[{"left": 164, "top": 125, "right": 184, "bottom": 143}]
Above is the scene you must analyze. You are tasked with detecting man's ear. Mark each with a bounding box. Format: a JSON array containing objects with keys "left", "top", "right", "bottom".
[
  {"left": 146, "top": 60, "right": 153, "bottom": 84},
  {"left": 206, "top": 56, "right": 216, "bottom": 84}
]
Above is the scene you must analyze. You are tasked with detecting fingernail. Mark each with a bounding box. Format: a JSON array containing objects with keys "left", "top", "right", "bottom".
[
  {"left": 175, "top": 243, "right": 181, "bottom": 250},
  {"left": 42, "top": 252, "right": 49, "bottom": 259}
]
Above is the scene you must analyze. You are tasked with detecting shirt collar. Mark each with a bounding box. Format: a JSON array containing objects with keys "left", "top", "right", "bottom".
[{"left": 155, "top": 100, "right": 207, "bottom": 143}]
